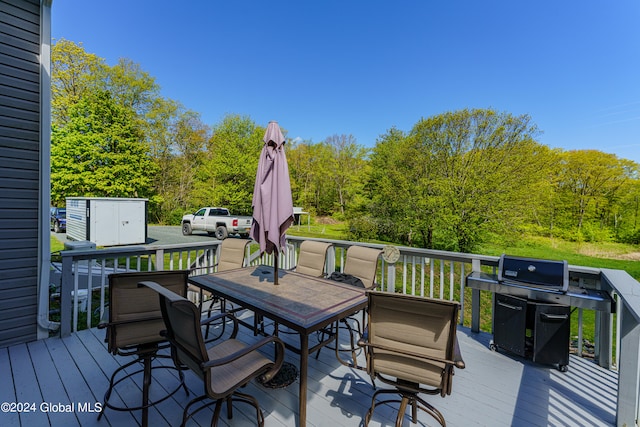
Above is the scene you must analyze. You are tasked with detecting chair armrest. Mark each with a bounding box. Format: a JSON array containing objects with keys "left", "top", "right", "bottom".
[
  {"left": 201, "top": 335, "right": 285, "bottom": 373},
  {"left": 97, "top": 308, "right": 110, "bottom": 329},
  {"left": 453, "top": 337, "right": 465, "bottom": 369},
  {"left": 357, "top": 327, "right": 369, "bottom": 347}
]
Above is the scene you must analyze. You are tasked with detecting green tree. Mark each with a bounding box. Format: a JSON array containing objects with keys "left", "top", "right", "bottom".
[
  {"left": 324, "top": 134, "right": 370, "bottom": 217},
  {"left": 618, "top": 174, "right": 640, "bottom": 243},
  {"left": 555, "top": 150, "right": 636, "bottom": 241},
  {"left": 367, "top": 127, "right": 417, "bottom": 244},
  {"left": 287, "top": 139, "right": 317, "bottom": 213},
  {"left": 369, "top": 109, "right": 548, "bottom": 252},
  {"left": 51, "top": 38, "right": 105, "bottom": 125},
  {"left": 148, "top": 108, "right": 210, "bottom": 223},
  {"left": 193, "top": 115, "right": 264, "bottom": 215},
  {"left": 51, "top": 91, "right": 157, "bottom": 204},
  {"left": 51, "top": 39, "right": 179, "bottom": 219}
]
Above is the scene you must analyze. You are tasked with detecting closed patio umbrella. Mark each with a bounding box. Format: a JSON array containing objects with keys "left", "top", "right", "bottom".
[{"left": 250, "top": 121, "right": 295, "bottom": 285}]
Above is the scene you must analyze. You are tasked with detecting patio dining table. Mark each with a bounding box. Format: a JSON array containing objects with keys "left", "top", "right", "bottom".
[{"left": 188, "top": 264, "right": 368, "bottom": 427}]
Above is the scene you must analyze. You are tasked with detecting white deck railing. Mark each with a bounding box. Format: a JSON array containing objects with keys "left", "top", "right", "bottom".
[{"left": 54, "top": 236, "right": 640, "bottom": 426}]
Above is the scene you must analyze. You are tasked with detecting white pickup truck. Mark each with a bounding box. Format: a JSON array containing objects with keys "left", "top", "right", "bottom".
[{"left": 181, "top": 207, "right": 253, "bottom": 240}]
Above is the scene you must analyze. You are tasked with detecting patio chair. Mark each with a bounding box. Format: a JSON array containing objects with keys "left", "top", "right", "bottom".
[
  {"left": 343, "top": 245, "right": 383, "bottom": 289},
  {"left": 318, "top": 245, "right": 382, "bottom": 366},
  {"left": 294, "top": 240, "right": 333, "bottom": 277},
  {"left": 97, "top": 270, "right": 190, "bottom": 427},
  {"left": 139, "top": 280, "right": 284, "bottom": 427},
  {"left": 188, "top": 238, "right": 250, "bottom": 339},
  {"left": 359, "top": 291, "right": 465, "bottom": 427}
]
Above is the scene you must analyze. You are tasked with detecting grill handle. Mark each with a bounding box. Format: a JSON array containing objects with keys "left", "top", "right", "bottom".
[
  {"left": 540, "top": 313, "right": 569, "bottom": 321},
  {"left": 497, "top": 301, "right": 523, "bottom": 311}
]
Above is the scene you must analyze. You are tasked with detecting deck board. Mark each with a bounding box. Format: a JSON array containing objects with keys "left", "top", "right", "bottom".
[
  {"left": 0, "top": 319, "right": 617, "bottom": 427},
  {"left": 10, "top": 343, "right": 50, "bottom": 426},
  {"left": 28, "top": 339, "right": 80, "bottom": 427},
  {"left": 1, "top": 347, "right": 20, "bottom": 426}
]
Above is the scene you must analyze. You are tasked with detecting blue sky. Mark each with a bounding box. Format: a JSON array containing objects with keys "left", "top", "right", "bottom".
[{"left": 52, "top": 1, "right": 640, "bottom": 163}]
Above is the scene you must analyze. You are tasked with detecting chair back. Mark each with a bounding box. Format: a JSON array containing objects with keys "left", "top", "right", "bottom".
[
  {"left": 344, "top": 246, "right": 382, "bottom": 289},
  {"left": 367, "top": 291, "right": 460, "bottom": 390},
  {"left": 296, "top": 241, "right": 333, "bottom": 277},
  {"left": 150, "top": 284, "right": 209, "bottom": 379},
  {"left": 217, "top": 238, "right": 250, "bottom": 272},
  {"left": 107, "top": 270, "right": 189, "bottom": 352}
]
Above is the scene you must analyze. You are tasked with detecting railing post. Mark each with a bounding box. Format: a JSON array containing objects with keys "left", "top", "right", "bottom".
[
  {"left": 595, "top": 310, "right": 612, "bottom": 369},
  {"left": 387, "top": 263, "right": 396, "bottom": 293},
  {"left": 60, "top": 252, "right": 73, "bottom": 337},
  {"left": 471, "top": 259, "right": 482, "bottom": 333},
  {"left": 326, "top": 246, "right": 335, "bottom": 275},
  {"left": 616, "top": 301, "right": 640, "bottom": 427},
  {"left": 155, "top": 248, "right": 164, "bottom": 271}
]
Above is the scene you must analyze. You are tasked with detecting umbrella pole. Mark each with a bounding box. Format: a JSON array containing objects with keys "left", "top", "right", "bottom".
[{"left": 274, "top": 251, "right": 279, "bottom": 285}]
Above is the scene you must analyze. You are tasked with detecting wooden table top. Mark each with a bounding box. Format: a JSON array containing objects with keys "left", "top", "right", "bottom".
[{"left": 189, "top": 265, "right": 368, "bottom": 333}]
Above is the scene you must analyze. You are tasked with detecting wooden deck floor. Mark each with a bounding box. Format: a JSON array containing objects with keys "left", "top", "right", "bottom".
[{"left": 1, "top": 315, "right": 617, "bottom": 427}]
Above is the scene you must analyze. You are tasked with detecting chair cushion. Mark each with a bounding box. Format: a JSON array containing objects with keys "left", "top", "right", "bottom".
[
  {"left": 296, "top": 241, "right": 332, "bottom": 277},
  {"left": 217, "top": 239, "right": 250, "bottom": 272},
  {"left": 207, "top": 339, "right": 273, "bottom": 396},
  {"left": 344, "top": 246, "right": 381, "bottom": 289}
]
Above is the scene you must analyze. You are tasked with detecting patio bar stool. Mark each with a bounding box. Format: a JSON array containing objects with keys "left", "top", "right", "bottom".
[{"left": 97, "top": 270, "right": 190, "bottom": 427}]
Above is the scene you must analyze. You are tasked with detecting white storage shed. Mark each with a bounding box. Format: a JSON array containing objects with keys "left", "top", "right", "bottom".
[{"left": 66, "top": 197, "right": 148, "bottom": 246}]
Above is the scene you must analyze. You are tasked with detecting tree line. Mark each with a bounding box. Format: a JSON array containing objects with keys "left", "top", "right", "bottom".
[{"left": 50, "top": 40, "right": 640, "bottom": 252}]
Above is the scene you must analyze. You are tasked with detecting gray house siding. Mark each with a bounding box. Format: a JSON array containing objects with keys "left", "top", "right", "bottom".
[{"left": 0, "top": 0, "right": 43, "bottom": 347}]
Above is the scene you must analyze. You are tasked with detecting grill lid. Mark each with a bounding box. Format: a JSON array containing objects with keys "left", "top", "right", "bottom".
[{"left": 497, "top": 254, "right": 569, "bottom": 292}]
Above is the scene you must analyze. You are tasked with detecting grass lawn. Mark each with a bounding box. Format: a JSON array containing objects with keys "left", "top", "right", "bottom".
[
  {"left": 51, "top": 235, "right": 65, "bottom": 252},
  {"left": 477, "top": 234, "right": 640, "bottom": 281}
]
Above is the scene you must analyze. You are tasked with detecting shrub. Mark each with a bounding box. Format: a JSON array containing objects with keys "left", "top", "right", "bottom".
[
  {"left": 347, "top": 216, "right": 377, "bottom": 241},
  {"left": 619, "top": 228, "right": 640, "bottom": 245}
]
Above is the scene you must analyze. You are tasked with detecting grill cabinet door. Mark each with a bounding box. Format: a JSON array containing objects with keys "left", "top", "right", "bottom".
[
  {"left": 493, "top": 294, "right": 527, "bottom": 357},
  {"left": 531, "top": 302, "right": 570, "bottom": 367}
]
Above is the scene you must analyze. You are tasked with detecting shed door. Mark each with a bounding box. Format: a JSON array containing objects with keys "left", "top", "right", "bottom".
[
  {"left": 117, "top": 201, "right": 145, "bottom": 245},
  {"left": 92, "top": 202, "right": 119, "bottom": 246},
  {"left": 90, "top": 201, "right": 146, "bottom": 246}
]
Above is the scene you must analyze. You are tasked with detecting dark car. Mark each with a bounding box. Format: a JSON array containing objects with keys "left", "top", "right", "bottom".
[{"left": 50, "top": 207, "right": 66, "bottom": 233}]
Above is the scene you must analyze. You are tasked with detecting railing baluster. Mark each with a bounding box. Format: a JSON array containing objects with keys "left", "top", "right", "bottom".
[
  {"left": 449, "top": 260, "right": 454, "bottom": 301},
  {"left": 86, "top": 258, "right": 94, "bottom": 330},
  {"left": 429, "top": 258, "right": 435, "bottom": 298},
  {"left": 420, "top": 257, "right": 425, "bottom": 297},
  {"left": 72, "top": 260, "right": 79, "bottom": 333},
  {"left": 460, "top": 262, "right": 465, "bottom": 325},
  {"left": 402, "top": 255, "right": 407, "bottom": 294},
  {"left": 411, "top": 256, "right": 416, "bottom": 295},
  {"left": 578, "top": 308, "right": 583, "bottom": 357},
  {"left": 439, "top": 260, "right": 444, "bottom": 300},
  {"left": 100, "top": 259, "right": 106, "bottom": 320}
]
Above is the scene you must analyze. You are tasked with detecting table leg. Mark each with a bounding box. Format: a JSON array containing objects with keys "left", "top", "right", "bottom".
[{"left": 299, "top": 333, "right": 309, "bottom": 427}]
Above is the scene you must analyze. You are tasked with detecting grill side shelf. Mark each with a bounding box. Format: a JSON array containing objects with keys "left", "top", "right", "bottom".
[{"left": 465, "top": 271, "right": 614, "bottom": 313}]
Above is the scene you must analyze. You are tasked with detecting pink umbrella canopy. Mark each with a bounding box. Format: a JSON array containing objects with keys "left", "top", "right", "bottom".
[{"left": 250, "top": 122, "right": 295, "bottom": 282}]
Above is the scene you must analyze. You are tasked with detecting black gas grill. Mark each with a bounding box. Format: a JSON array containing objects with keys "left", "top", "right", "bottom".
[
  {"left": 466, "top": 255, "right": 613, "bottom": 312},
  {"left": 498, "top": 255, "right": 568, "bottom": 293},
  {"left": 466, "top": 254, "right": 615, "bottom": 372}
]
